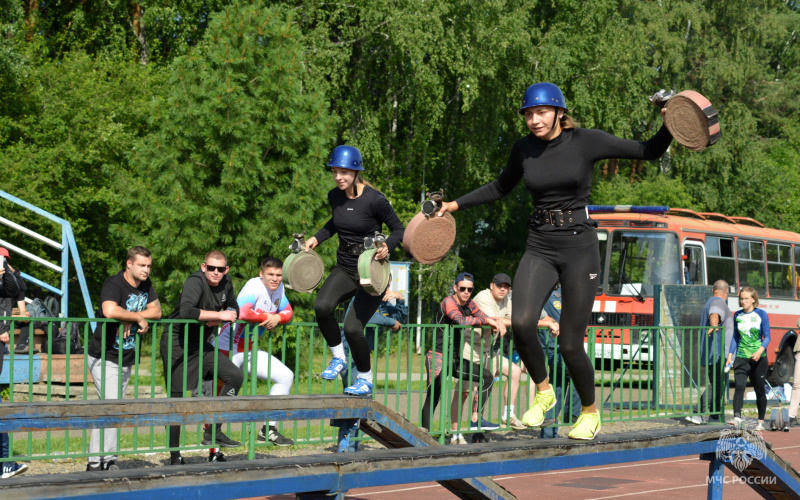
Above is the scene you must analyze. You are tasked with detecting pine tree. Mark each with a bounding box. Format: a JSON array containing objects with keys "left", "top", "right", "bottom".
[{"left": 116, "top": 0, "right": 336, "bottom": 310}]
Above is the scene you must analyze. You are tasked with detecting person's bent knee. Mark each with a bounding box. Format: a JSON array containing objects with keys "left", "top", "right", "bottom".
[
  {"left": 558, "top": 341, "right": 586, "bottom": 361},
  {"left": 511, "top": 316, "right": 538, "bottom": 336},
  {"left": 227, "top": 371, "right": 244, "bottom": 389}
]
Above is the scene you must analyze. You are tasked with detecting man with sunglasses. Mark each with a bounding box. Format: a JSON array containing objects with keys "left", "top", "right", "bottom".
[
  {"left": 160, "top": 250, "right": 243, "bottom": 465},
  {"left": 420, "top": 272, "right": 506, "bottom": 444},
  {"left": 87, "top": 246, "right": 162, "bottom": 472}
]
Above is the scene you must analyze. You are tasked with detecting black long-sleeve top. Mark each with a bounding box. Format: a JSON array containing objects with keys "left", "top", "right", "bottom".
[
  {"left": 455, "top": 125, "right": 673, "bottom": 232},
  {"left": 313, "top": 185, "right": 405, "bottom": 268},
  {"left": 162, "top": 271, "right": 239, "bottom": 366}
]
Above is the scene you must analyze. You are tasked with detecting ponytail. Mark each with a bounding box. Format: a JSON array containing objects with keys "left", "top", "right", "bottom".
[{"left": 560, "top": 114, "right": 578, "bottom": 130}]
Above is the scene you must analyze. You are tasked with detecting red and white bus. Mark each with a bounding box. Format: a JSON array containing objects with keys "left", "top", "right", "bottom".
[{"left": 588, "top": 206, "right": 799, "bottom": 384}]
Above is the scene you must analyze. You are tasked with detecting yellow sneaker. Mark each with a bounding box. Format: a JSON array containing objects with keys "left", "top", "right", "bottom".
[
  {"left": 568, "top": 411, "right": 601, "bottom": 440},
  {"left": 521, "top": 388, "right": 556, "bottom": 427}
]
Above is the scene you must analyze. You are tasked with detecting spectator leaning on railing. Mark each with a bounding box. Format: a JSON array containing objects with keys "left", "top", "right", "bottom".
[
  {"left": 0, "top": 247, "right": 27, "bottom": 479},
  {"left": 160, "top": 250, "right": 243, "bottom": 466},
  {"left": 215, "top": 256, "right": 295, "bottom": 448},
  {"left": 85, "top": 246, "right": 162, "bottom": 472},
  {"left": 468, "top": 273, "right": 523, "bottom": 430},
  {"left": 420, "top": 272, "right": 506, "bottom": 445}
]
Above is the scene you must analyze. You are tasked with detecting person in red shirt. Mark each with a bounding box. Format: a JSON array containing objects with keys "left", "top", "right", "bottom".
[{"left": 420, "top": 272, "right": 506, "bottom": 444}]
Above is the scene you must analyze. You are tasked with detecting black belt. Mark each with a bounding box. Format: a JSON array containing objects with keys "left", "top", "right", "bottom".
[
  {"left": 345, "top": 242, "right": 366, "bottom": 255},
  {"left": 531, "top": 207, "right": 589, "bottom": 228}
]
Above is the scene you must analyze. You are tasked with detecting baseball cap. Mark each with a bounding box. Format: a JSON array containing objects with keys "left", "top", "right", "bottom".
[
  {"left": 492, "top": 273, "right": 512, "bottom": 287},
  {"left": 0, "top": 247, "right": 9, "bottom": 260},
  {"left": 454, "top": 272, "right": 474, "bottom": 284}
]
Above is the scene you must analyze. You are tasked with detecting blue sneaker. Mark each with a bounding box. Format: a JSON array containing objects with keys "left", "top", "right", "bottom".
[
  {"left": 1, "top": 462, "right": 28, "bottom": 479},
  {"left": 344, "top": 378, "right": 373, "bottom": 396},
  {"left": 321, "top": 357, "right": 347, "bottom": 380},
  {"left": 470, "top": 418, "right": 500, "bottom": 431}
]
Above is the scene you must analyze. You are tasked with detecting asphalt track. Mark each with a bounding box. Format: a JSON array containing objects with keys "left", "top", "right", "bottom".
[{"left": 255, "top": 428, "right": 800, "bottom": 500}]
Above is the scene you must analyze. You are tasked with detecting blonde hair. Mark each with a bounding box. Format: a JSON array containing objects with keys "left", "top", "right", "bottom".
[
  {"left": 739, "top": 286, "right": 759, "bottom": 307},
  {"left": 560, "top": 114, "right": 577, "bottom": 130},
  {"left": 355, "top": 172, "right": 377, "bottom": 191}
]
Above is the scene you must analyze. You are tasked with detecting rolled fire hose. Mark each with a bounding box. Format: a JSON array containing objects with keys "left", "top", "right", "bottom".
[
  {"left": 403, "top": 190, "right": 456, "bottom": 265},
  {"left": 358, "top": 247, "right": 391, "bottom": 296},
  {"left": 357, "top": 232, "right": 390, "bottom": 296},
  {"left": 663, "top": 90, "right": 720, "bottom": 152},
  {"left": 284, "top": 234, "right": 325, "bottom": 293}
]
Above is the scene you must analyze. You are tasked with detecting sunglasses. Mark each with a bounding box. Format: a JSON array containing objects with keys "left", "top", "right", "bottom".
[
  {"left": 204, "top": 264, "right": 227, "bottom": 273},
  {"left": 458, "top": 286, "right": 474, "bottom": 293}
]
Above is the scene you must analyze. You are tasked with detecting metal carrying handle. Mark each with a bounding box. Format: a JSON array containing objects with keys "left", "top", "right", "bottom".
[
  {"left": 363, "top": 231, "right": 386, "bottom": 250},
  {"left": 421, "top": 189, "right": 445, "bottom": 217},
  {"left": 290, "top": 233, "right": 306, "bottom": 253},
  {"left": 649, "top": 89, "right": 675, "bottom": 109}
]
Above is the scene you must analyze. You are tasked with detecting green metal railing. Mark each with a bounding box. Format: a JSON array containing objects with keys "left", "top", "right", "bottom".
[{"left": 0, "top": 317, "right": 727, "bottom": 462}]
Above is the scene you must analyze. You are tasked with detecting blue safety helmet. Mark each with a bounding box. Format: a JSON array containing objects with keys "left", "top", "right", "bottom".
[
  {"left": 327, "top": 145, "right": 364, "bottom": 171},
  {"left": 518, "top": 82, "right": 567, "bottom": 115}
]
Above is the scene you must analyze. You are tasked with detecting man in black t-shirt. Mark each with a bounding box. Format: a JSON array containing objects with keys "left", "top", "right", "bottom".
[
  {"left": 86, "top": 246, "right": 162, "bottom": 472},
  {"left": 160, "top": 250, "right": 243, "bottom": 465}
]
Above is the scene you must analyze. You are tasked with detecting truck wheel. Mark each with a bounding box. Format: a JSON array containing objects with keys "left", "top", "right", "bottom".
[{"left": 768, "top": 343, "right": 796, "bottom": 386}]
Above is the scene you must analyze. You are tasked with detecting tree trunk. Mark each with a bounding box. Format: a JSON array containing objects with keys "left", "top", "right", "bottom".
[
  {"left": 24, "top": 0, "right": 38, "bottom": 42},
  {"left": 130, "top": 3, "right": 149, "bottom": 65}
]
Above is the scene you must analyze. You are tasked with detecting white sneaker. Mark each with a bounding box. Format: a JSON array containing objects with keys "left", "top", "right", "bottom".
[
  {"left": 731, "top": 416, "right": 743, "bottom": 427},
  {"left": 754, "top": 422, "right": 765, "bottom": 432},
  {"left": 450, "top": 433, "right": 467, "bottom": 445},
  {"left": 685, "top": 415, "right": 704, "bottom": 425}
]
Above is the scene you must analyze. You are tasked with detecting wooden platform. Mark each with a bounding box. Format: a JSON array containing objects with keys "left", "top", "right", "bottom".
[
  {"left": 0, "top": 395, "right": 512, "bottom": 500},
  {"left": 0, "top": 397, "right": 798, "bottom": 500},
  {"left": 2, "top": 427, "right": 797, "bottom": 500}
]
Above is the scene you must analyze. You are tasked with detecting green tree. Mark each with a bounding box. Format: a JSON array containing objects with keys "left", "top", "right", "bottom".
[
  {"left": 0, "top": 52, "right": 164, "bottom": 308},
  {"left": 115, "top": 0, "right": 336, "bottom": 315}
]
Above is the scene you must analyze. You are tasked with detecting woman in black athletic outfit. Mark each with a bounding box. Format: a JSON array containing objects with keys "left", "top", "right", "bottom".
[
  {"left": 437, "top": 83, "right": 672, "bottom": 439},
  {"left": 304, "top": 145, "right": 405, "bottom": 396}
]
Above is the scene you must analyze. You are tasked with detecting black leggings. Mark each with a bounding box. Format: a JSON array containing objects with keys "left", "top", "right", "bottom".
[
  {"left": 314, "top": 265, "right": 384, "bottom": 373},
  {"left": 420, "top": 351, "right": 493, "bottom": 430},
  {"left": 732, "top": 356, "right": 768, "bottom": 420},
  {"left": 511, "top": 228, "right": 599, "bottom": 407}
]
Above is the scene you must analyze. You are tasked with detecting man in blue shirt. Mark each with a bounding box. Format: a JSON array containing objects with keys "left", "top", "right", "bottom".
[{"left": 686, "top": 280, "right": 733, "bottom": 425}]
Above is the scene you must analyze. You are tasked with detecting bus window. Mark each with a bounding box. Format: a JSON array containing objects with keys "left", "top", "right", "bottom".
[
  {"left": 707, "top": 236, "right": 736, "bottom": 290},
  {"left": 607, "top": 231, "right": 680, "bottom": 297},
  {"left": 683, "top": 244, "right": 705, "bottom": 285},
  {"left": 737, "top": 239, "right": 766, "bottom": 295},
  {"left": 794, "top": 246, "right": 800, "bottom": 297},
  {"left": 597, "top": 230, "right": 608, "bottom": 295},
  {"left": 767, "top": 242, "right": 794, "bottom": 298}
]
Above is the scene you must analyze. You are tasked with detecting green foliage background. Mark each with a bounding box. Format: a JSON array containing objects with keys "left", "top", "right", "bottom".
[{"left": 1, "top": 0, "right": 799, "bottom": 324}]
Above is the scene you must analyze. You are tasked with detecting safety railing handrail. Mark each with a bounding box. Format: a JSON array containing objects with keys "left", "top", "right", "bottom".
[
  {"left": 0, "top": 318, "right": 728, "bottom": 463},
  {"left": 0, "top": 189, "right": 95, "bottom": 318}
]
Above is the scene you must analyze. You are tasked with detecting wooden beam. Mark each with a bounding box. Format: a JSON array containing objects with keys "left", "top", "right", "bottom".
[{"left": 0, "top": 395, "right": 373, "bottom": 432}]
